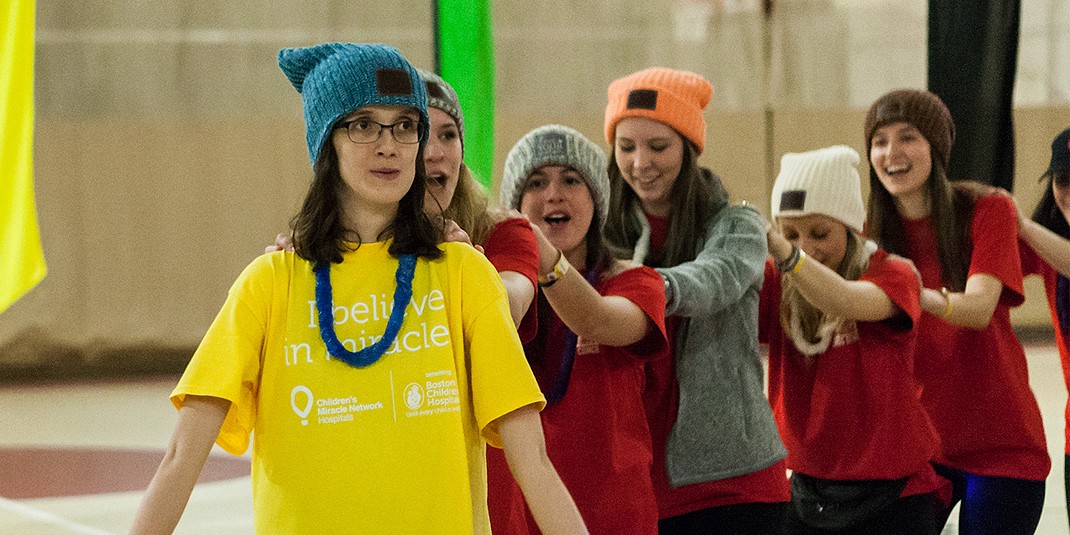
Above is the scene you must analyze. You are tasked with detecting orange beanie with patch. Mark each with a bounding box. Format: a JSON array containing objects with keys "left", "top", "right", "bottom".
[{"left": 604, "top": 67, "right": 714, "bottom": 153}]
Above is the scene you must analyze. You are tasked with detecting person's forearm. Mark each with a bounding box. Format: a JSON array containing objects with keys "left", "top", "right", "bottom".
[
  {"left": 786, "top": 254, "right": 896, "bottom": 321},
  {"left": 129, "top": 396, "right": 230, "bottom": 535},
  {"left": 498, "top": 406, "right": 587, "bottom": 535},
  {"left": 768, "top": 232, "right": 895, "bottom": 321},
  {"left": 129, "top": 451, "right": 206, "bottom": 534},
  {"left": 540, "top": 264, "right": 648, "bottom": 346},
  {"left": 509, "top": 451, "right": 588, "bottom": 535},
  {"left": 1021, "top": 218, "right": 1070, "bottom": 276},
  {"left": 919, "top": 274, "right": 1002, "bottom": 329}
]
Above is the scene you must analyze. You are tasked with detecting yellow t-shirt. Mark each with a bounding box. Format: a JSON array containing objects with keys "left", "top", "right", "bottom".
[{"left": 172, "top": 241, "right": 545, "bottom": 534}]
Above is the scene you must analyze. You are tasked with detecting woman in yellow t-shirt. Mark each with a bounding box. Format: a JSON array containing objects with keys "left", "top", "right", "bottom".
[{"left": 129, "top": 43, "right": 585, "bottom": 535}]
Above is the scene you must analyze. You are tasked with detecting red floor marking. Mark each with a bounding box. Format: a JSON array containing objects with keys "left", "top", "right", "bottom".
[{"left": 0, "top": 447, "right": 250, "bottom": 499}]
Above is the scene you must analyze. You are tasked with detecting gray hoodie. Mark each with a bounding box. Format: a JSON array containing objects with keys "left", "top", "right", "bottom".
[{"left": 634, "top": 201, "right": 787, "bottom": 486}]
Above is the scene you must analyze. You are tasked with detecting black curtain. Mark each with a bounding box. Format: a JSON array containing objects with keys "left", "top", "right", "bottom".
[{"left": 928, "top": 0, "right": 1021, "bottom": 191}]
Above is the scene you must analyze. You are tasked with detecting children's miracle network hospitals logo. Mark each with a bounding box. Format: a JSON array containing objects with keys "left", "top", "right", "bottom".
[
  {"left": 291, "top": 385, "right": 314, "bottom": 426},
  {"left": 290, "top": 384, "right": 386, "bottom": 427}
]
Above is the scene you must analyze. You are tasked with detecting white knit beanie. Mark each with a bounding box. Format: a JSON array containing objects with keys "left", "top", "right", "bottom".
[
  {"left": 771, "top": 145, "right": 865, "bottom": 232},
  {"left": 500, "top": 124, "right": 610, "bottom": 228}
]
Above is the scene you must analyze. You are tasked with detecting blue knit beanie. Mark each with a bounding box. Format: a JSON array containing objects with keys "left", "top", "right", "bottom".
[{"left": 278, "top": 43, "right": 429, "bottom": 165}]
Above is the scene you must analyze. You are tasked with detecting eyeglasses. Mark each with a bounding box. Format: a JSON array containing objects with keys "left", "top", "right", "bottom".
[{"left": 337, "top": 118, "right": 422, "bottom": 144}]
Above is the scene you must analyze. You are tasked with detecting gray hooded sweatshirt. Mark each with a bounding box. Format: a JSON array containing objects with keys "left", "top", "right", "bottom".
[{"left": 633, "top": 200, "right": 787, "bottom": 487}]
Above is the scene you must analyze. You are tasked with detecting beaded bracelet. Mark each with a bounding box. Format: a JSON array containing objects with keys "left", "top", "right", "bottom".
[
  {"left": 776, "top": 245, "right": 806, "bottom": 273},
  {"left": 775, "top": 245, "right": 800, "bottom": 273}
]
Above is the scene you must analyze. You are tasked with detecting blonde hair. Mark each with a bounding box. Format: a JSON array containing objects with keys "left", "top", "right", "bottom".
[
  {"left": 780, "top": 228, "right": 872, "bottom": 357},
  {"left": 439, "top": 163, "right": 496, "bottom": 245}
]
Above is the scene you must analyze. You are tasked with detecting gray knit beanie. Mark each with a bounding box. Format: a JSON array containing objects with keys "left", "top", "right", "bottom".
[
  {"left": 416, "top": 69, "right": 464, "bottom": 151},
  {"left": 500, "top": 125, "right": 610, "bottom": 228},
  {"left": 278, "top": 43, "right": 429, "bottom": 165}
]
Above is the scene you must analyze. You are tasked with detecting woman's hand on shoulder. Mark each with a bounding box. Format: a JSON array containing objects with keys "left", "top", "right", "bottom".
[
  {"left": 765, "top": 225, "right": 794, "bottom": 264},
  {"left": 886, "top": 253, "right": 923, "bottom": 290},
  {"left": 991, "top": 186, "right": 1029, "bottom": 229},
  {"left": 443, "top": 219, "right": 484, "bottom": 254},
  {"left": 605, "top": 258, "right": 642, "bottom": 279},
  {"left": 265, "top": 233, "right": 294, "bottom": 254},
  {"left": 486, "top": 206, "right": 526, "bottom": 225}
]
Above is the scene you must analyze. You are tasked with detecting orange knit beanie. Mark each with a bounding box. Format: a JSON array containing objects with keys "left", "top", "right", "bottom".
[{"left": 604, "top": 67, "right": 714, "bottom": 153}]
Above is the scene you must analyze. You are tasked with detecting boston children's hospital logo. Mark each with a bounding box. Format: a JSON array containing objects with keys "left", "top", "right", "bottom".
[{"left": 404, "top": 382, "right": 424, "bottom": 410}]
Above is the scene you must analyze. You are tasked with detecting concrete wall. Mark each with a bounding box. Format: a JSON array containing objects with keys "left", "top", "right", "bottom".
[{"left": 4, "top": 0, "right": 1068, "bottom": 373}]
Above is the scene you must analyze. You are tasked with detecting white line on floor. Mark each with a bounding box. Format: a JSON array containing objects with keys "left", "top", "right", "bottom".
[{"left": 0, "top": 496, "right": 115, "bottom": 535}]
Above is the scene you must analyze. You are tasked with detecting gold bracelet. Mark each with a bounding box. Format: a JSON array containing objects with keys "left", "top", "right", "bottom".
[
  {"left": 538, "top": 251, "right": 571, "bottom": 288},
  {"left": 791, "top": 250, "right": 807, "bottom": 273},
  {"left": 939, "top": 287, "right": 953, "bottom": 319}
]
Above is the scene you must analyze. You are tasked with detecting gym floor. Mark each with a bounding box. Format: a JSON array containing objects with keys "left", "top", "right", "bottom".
[{"left": 1, "top": 343, "right": 1066, "bottom": 534}]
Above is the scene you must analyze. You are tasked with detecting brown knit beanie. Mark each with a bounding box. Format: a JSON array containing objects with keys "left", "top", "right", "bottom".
[
  {"left": 864, "top": 89, "right": 955, "bottom": 171},
  {"left": 605, "top": 67, "right": 713, "bottom": 153}
]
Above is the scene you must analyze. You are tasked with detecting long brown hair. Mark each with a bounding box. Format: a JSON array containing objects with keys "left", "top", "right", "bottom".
[
  {"left": 291, "top": 136, "right": 442, "bottom": 264},
  {"left": 605, "top": 139, "right": 728, "bottom": 267},
  {"left": 864, "top": 154, "right": 974, "bottom": 292},
  {"left": 439, "top": 163, "right": 496, "bottom": 245},
  {"left": 1033, "top": 170, "right": 1070, "bottom": 235}
]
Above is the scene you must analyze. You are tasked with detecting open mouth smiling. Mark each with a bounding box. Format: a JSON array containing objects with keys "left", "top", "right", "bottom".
[
  {"left": 426, "top": 173, "right": 449, "bottom": 188},
  {"left": 544, "top": 212, "right": 571, "bottom": 225},
  {"left": 883, "top": 164, "right": 911, "bottom": 176}
]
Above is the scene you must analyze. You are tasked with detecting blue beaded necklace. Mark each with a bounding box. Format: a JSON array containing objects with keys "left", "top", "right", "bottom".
[{"left": 314, "top": 254, "right": 417, "bottom": 367}]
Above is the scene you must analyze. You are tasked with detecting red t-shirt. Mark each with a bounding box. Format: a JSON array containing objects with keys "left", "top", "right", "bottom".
[
  {"left": 511, "top": 265, "right": 668, "bottom": 535},
  {"left": 1019, "top": 241, "right": 1070, "bottom": 454},
  {"left": 759, "top": 251, "right": 945, "bottom": 498},
  {"left": 482, "top": 217, "right": 540, "bottom": 535},
  {"left": 905, "top": 194, "right": 1049, "bottom": 480},
  {"left": 642, "top": 211, "right": 790, "bottom": 518},
  {"left": 647, "top": 212, "right": 670, "bottom": 255},
  {"left": 482, "top": 217, "right": 540, "bottom": 344}
]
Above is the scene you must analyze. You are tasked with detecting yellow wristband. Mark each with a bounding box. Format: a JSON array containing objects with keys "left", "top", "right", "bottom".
[
  {"left": 791, "top": 250, "right": 807, "bottom": 273},
  {"left": 939, "top": 287, "right": 953, "bottom": 319},
  {"left": 538, "top": 251, "right": 571, "bottom": 287}
]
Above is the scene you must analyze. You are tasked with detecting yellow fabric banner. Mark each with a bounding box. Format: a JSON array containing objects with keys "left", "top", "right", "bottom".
[{"left": 0, "top": 0, "right": 46, "bottom": 315}]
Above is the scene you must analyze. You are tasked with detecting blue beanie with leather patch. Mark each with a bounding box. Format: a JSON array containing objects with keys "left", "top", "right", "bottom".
[{"left": 277, "top": 43, "right": 429, "bottom": 165}]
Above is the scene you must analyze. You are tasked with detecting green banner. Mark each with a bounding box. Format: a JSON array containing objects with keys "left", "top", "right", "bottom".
[
  {"left": 0, "top": 0, "right": 47, "bottom": 315},
  {"left": 437, "top": 0, "right": 495, "bottom": 189}
]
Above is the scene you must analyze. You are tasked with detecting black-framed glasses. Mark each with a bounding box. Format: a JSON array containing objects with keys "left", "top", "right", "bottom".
[{"left": 337, "top": 118, "right": 421, "bottom": 144}]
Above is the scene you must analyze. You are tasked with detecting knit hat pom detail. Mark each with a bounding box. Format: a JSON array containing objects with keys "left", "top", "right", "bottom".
[{"left": 771, "top": 145, "right": 866, "bottom": 232}]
